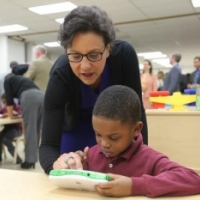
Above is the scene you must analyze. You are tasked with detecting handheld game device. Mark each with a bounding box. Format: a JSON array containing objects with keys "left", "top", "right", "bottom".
[{"left": 49, "top": 169, "right": 112, "bottom": 191}]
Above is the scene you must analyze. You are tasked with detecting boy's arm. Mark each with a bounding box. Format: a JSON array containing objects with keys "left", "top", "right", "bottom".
[
  {"left": 6, "top": 105, "right": 14, "bottom": 118},
  {"left": 131, "top": 154, "right": 200, "bottom": 197},
  {"left": 14, "top": 103, "right": 22, "bottom": 115}
]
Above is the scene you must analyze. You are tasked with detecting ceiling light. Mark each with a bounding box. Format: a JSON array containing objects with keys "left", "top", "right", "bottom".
[
  {"left": 55, "top": 18, "right": 64, "bottom": 24},
  {"left": 152, "top": 58, "right": 171, "bottom": 68},
  {"left": 144, "top": 54, "right": 167, "bottom": 59},
  {"left": 137, "top": 51, "right": 162, "bottom": 57},
  {"left": 28, "top": 2, "right": 77, "bottom": 15},
  {"left": 191, "top": 0, "right": 200, "bottom": 7},
  {"left": 0, "top": 24, "right": 28, "bottom": 33},
  {"left": 138, "top": 51, "right": 168, "bottom": 59},
  {"left": 44, "top": 42, "right": 60, "bottom": 47}
]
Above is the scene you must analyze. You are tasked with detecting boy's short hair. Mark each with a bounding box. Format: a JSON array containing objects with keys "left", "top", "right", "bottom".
[{"left": 93, "top": 85, "right": 141, "bottom": 124}]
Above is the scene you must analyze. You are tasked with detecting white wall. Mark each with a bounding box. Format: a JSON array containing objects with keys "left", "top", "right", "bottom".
[
  {"left": 48, "top": 50, "right": 64, "bottom": 63},
  {"left": 0, "top": 35, "right": 9, "bottom": 74},
  {"left": 25, "top": 42, "right": 35, "bottom": 62},
  {"left": 7, "top": 38, "right": 25, "bottom": 65}
]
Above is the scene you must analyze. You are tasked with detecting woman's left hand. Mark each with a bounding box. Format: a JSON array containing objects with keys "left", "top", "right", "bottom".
[
  {"left": 53, "top": 147, "right": 89, "bottom": 170},
  {"left": 95, "top": 174, "right": 132, "bottom": 197}
]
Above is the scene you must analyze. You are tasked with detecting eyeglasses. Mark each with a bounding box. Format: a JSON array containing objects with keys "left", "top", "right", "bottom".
[{"left": 66, "top": 46, "right": 106, "bottom": 63}]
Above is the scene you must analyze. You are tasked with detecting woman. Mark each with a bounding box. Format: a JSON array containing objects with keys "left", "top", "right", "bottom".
[
  {"left": 4, "top": 74, "right": 44, "bottom": 169},
  {"left": 39, "top": 6, "right": 148, "bottom": 174},
  {"left": 141, "top": 60, "right": 157, "bottom": 109},
  {"left": 157, "top": 71, "right": 165, "bottom": 91}
]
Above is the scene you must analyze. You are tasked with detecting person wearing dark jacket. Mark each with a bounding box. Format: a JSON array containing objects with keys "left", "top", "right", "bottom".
[
  {"left": 4, "top": 74, "right": 44, "bottom": 169},
  {"left": 10, "top": 61, "right": 28, "bottom": 76},
  {"left": 39, "top": 6, "right": 148, "bottom": 174}
]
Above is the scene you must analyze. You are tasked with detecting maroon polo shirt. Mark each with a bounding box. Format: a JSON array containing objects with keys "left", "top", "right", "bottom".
[{"left": 85, "top": 134, "right": 200, "bottom": 197}]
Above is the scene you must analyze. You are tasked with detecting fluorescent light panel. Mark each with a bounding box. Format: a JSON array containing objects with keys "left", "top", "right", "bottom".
[
  {"left": 44, "top": 42, "right": 60, "bottom": 47},
  {"left": 0, "top": 24, "right": 28, "bottom": 33},
  {"left": 55, "top": 18, "right": 64, "bottom": 24},
  {"left": 138, "top": 51, "right": 167, "bottom": 59},
  {"left": 144, "top": 54, "right": 167, "bottom": 59},
  {"left": 29, "top": 2, "right": 77, "bottom": 15},
  {"left": 191, "top": 0, "right": 200, "bottom": 8},
  {"left": 137, "top": 51, "right": 162, "bottom": 57}
]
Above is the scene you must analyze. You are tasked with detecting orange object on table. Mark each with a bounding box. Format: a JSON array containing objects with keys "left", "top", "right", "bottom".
[{"left": 149, "top": 91, "right": 170, "bottom": 109}]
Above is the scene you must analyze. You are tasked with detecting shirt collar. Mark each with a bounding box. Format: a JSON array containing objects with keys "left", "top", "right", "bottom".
[
  {"left": 98, "top": 133, "right": 143, "bottom": 161},
  {"left": 195, "top": 68, "right": 200, "bottom": 72}
]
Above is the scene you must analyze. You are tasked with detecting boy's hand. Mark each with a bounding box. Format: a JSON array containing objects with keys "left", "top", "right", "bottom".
[{"left": 95, "top": 174, "right": 132, "bottom": 197}]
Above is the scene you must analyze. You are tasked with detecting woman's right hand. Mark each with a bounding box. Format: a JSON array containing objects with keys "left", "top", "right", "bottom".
[{"left": 53, "top": 147, "right": 89, "bottom": 170}]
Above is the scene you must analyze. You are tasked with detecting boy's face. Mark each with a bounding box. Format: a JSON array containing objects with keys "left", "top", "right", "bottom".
[
  {"left": 1, "top": 98, "right": 7, "bottom": 106},
  {"left": 92, "top": 116, "right": 143, "bottom": 158}
]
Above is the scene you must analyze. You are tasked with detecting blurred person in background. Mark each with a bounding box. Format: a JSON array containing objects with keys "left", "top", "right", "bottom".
[
  {"left": 4, "top": 74, "right": 44, "bottom": 169},
  {"left": 187, "top": 56, "right": 200, "bottom": 88},
  {"left": 141, "top": 60, "right": 157, "bottom": 109},
  {"left": 162, "top": 53, "right": 182, "bottom": 95},
  {"left": 10, "top": 61, "right": 29, "bottom": 76},
  {"left": 157, "top": 71, "right": 164, "bottom": 91},
  {"left": 24, "top": 45, "right": 52, "bottom": 92}
]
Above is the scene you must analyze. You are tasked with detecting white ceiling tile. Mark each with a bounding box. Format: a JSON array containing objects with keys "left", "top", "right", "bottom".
[
  {"left": 131, "top": 0, "right": 189, "bottom": 7},
  {"left": 139, "top": 2, "right": 195, "bottom": 18},
  {"left": 0, "top": 0, "right": 199, "bottom": 71}
]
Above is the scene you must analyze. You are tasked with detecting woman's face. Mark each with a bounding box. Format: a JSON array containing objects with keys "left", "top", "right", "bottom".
[
  {"left": 143, "top": 61, "right": 151, "bottom": 72},
  {"left": 66, "top": 32, "right": 110, "bottom": 89}
]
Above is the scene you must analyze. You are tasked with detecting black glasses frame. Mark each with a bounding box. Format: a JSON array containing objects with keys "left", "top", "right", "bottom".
[{"left": 66, "top": 46, "right": 106, "bottom": 63}]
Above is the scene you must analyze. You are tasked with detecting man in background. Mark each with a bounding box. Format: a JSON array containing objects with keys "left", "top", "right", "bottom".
[
  {"left": 24, "top": 45, "right": 52, "bottom": 92},
  {"left": 187, "top": 56, "right": 200, "bottom": 89},
  {"left": 162, "top": 53, "right": 182, "bottom": 95}
]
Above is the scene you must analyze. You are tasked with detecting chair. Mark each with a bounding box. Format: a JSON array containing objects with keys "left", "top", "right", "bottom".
[
  {"left": 2, "top": 144, "right": 7, "bottom": 159},
  {"left": 12, "top": 121, "right": 25, "bottom": 164},
  {"left": 12, "top": 134, "right": 25, "bottom": 164}
]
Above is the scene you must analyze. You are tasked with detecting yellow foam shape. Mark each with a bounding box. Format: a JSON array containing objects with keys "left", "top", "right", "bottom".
[{"left": 149, "top": 92, "right": 196, "bottom": 111}]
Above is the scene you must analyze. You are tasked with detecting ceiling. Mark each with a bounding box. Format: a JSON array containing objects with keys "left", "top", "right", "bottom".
[{"left": 0, "top": 0, "right": 200, "bottom": 72}]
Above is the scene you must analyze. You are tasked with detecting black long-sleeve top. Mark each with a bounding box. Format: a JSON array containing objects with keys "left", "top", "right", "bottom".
[
  {"left": 4, "top": 75, "right": 38, "bottom": 106},
  {"left": 39, "top": 40, "right": 148, "bottom": 174}
]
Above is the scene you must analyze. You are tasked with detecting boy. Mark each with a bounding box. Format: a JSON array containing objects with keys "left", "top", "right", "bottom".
[
  {"left": 0, "top": 93, "right": 22, "bottom": 163},
  {"left": 63, "top": 85, "right": 200, "bottom": 197}
]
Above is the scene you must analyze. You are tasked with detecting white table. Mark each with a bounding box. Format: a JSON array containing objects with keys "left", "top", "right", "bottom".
[
  {"left": 0, "top": 117, "right": 22, "bottom": 125},
  {"left": 0, "top": 169, "right": 200, "bottom": 200}
]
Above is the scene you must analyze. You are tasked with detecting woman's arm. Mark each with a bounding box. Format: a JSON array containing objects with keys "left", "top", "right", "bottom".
[
  {"left": 39, "top": 70, "right": 69, "bottom": 174},
  {"left": 153, "top": 74, "right": 158, "bottom": 91}
]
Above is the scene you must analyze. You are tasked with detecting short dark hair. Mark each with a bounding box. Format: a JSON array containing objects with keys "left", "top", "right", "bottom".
[
  {"left": 93, "top": 85, "right": 141, "bottom": 125},
  {"left": 194, "top": 56, "right": 200, "bottom": 61},
  {"left": 10, "top": 61, "right": 18, "bottom": 69},
  {"left": 172, "top": 53, "right": 182, "bottom": 63},
  {"left": 58, "top": 6, "right": 116, "bottom": 50}
]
